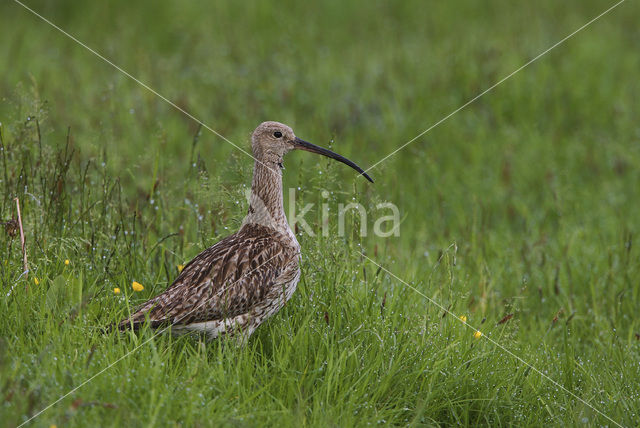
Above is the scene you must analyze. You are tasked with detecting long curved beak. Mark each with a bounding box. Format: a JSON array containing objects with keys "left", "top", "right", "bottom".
[{"left": 293, "top": 137, "right": 373, "bottom": 183}]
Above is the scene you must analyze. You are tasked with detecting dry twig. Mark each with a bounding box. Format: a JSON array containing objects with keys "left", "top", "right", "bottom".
[{"left": 14, "top": 198, "right": 29, "bottom": 286}]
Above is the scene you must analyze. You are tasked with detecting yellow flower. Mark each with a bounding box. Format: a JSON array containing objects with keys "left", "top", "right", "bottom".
[
  {"left": 64, "top": 259, "right": 70, "bottom": 266},
  {"left": 459, "top": 315, "right": 467, "bottom": 323},
  {"left": 34, "top": 277, "right": 40, "bottom": 285},
  {"left": 473, "top": 330, "right": 483, "bottom": 339},
  {"left": 50, "top": 425, "right": 57, "bottom": 428},
  {"left": 132, "top": 281, "right": 144, "bottom": 292},
  {"left": 113, "top": 288, "right": 121, "bottom": 294},
  {"left": 178, "top": 264, "right": 185, "bottom": 273}
]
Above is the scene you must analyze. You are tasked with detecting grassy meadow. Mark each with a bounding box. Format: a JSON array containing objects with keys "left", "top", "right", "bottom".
[{"left": 1, "top": 0, "right": 640, "bottom": 426}]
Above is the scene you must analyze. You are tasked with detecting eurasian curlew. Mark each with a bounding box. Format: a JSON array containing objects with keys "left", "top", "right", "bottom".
[{"left": 118, "top": 121, "right": 373, "bottom": 343}]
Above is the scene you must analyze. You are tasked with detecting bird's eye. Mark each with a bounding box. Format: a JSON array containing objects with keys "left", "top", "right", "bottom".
[{"left": 273, "top": 131, "right": 283, "bottom": 138}]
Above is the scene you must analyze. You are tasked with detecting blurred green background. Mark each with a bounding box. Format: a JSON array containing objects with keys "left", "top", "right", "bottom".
[{"left": 2, "top": 0, "right": 639, "bottom": 255}]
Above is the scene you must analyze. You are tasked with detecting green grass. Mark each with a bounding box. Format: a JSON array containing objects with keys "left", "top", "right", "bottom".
[{"left": 2, "top": 0, "right": 640, "bottom": 426}]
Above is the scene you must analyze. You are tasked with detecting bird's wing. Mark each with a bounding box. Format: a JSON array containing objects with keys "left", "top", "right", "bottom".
[{"left": 118, "top": 225, "right": 299, "bottom": 330}]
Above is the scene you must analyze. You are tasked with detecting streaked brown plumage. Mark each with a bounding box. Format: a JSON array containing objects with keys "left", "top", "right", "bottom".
[{"left": 118, "top": 121, "right": 372, "bottom": 342}]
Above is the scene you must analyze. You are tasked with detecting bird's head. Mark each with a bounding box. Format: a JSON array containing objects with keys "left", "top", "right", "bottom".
[{"left": 251, "top": 121, "right": 373, "bottom": 183}]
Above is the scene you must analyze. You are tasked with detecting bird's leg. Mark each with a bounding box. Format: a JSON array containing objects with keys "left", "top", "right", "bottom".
[
  {"left": 231, "top": 333, "right": 249, "bottom": 348},
  {"left": 230, "top": 323, "right": 257, "bottom": 348}
]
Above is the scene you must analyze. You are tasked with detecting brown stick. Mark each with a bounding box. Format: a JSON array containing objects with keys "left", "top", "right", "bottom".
[{"left": 14, "top": 198, "right": 29, "bottom": 286}]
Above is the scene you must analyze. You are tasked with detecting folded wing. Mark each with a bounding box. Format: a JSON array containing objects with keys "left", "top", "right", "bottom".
[{"left": 118, "top": 225, "right": 298, "bottom": 331}]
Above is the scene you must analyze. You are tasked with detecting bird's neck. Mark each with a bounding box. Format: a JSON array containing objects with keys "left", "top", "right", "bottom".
[{"left": 243, "top": 159, "right": 289, "bottom": 231}]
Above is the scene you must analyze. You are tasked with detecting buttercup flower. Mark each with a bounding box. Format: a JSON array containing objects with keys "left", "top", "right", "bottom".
[
  {"left": 64, "top": 259, "right": 70, "bottom": 266},
  {"left": 473, "top": 330, "right": 482, "bottom": 339},
  {"left": 34, "top": 277, "right": 40, "bottom": 285},
  {"left": 178, "top": 264, "right": 185, "bottom": 273},
  {"left": 459, "top": 315, "right": 467, "bottom": 323},
  {"left": 132, "top": 281, "right": 144, "bottom": 292},
  {"left": 113, "top": 288, "right": 121, "bottom": 294}
]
